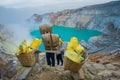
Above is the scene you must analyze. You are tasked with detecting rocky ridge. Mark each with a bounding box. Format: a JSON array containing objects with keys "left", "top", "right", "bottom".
[
  {"left": 1, "top": 48, "right": 119, "bottom": 80},
  {"left": 54, "top": 1, "right": 120, "bottom": 53},
  {"left": 32, "top": 1, "right": 120, "bottom": 31},
  {"left": 31, "top": 1, "right": 120, "bottom": 53}
]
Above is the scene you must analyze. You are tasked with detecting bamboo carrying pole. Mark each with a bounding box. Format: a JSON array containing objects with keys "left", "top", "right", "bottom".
[{"left": 50, "top": 33, "right": 53, "bottom": 50}]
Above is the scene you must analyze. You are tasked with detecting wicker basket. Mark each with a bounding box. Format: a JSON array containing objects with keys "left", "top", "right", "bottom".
[
  {"left": 16, "top": 50, "right": 36, "bottom": 67},
  {"left": 42, "top": 33, "right": 59, "bottom": 50},
  {"left": 39, "top": 24, "right": 52, "bottom": 34},
  {"left": 64, "top": 51, "right": 87, "bottom": 72}
]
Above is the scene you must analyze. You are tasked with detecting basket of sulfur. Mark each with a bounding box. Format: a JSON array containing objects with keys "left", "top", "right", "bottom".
[
  {"left": 16, "top": 38, "right": 42, "bottom": 67},
  {"left": 64, "top": 37, "right": 87, "bottom": 72}
]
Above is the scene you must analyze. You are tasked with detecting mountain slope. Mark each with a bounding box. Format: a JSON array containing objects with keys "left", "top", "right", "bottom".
[
  {"left": 55, "top": 1, "right": 120, "bottom": 32},
  {"left": 31, "top": 1, "right": 120, "bottom": 53},
  {"left": 31, "top": 1, "right": 120, "bottom": 32}
]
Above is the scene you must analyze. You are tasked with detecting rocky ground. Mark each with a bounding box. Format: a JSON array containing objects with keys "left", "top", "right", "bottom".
[
  {"left": 0, "top": 49, "right": 120, "bottom": 80},
  {"left": 81, "top": 49, "right": 120, "bottom": 80},
  {"left": 80, "top": 30, "right": 120, "bottom": 54}
]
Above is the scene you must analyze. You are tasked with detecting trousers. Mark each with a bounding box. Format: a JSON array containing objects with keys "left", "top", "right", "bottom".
[
  {"left": 46, "top": 52, "right": 55, "bottom": 67},
  {"left": 56, "top": 53, "right": 63, "bottom": 65}
]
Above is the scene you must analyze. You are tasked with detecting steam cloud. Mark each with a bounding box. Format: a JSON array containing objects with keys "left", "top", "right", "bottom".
[{"left": 5, "top": 23, "right": 38, "bottom": 46}]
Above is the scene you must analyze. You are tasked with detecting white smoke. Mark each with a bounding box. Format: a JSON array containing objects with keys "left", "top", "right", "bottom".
[
  {"left": 5, "top": 23, "right": 36, "bottom": 46},
  {"left": 4, "top": 14, "right": 52, "bottom": 47}
]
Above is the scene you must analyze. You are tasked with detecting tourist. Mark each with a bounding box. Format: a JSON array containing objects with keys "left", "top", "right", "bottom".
[
  {"left": 60, "top": 44, "right": 65, "bottom": 59},
  {"left": 56, "top": 45, "right": 63, "bottom": 66},
  {"left": 34, "top": 50, "right": 41, "bottom": 63}
]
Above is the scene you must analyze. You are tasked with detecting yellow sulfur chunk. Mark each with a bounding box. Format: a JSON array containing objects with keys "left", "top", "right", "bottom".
[
  {"left": 70, "top": 37, "right": 79, "bottom": 50},
  {"left": 17, "top": 40, "right": 28, "bottom": 55},
  {"left": 66, "top": 42, "right": 74, "bottom": 51},
  {"left": 75, "top": 44, "right": 84, "bottom": 55},
  {"left": 64, "top": 50, "right": 84, "bottom": 63},
  {"left": 30, "top": 38, "right": 42, "bottom": 49},
  {"left": 25, "top": 47, "right": 29, "bottom": 53},
  {"left": 59, "top": 38, "right": 63, "bottom": 45}
]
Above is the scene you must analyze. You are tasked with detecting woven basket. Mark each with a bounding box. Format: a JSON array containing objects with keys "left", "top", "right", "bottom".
[
  {"left": 42, "top": 33, "right": 59, "bottom": 50},
  {"left": 39, "top": 24, "right": 52, "bottom": 34},
  {"left": 16, "top": 50, "right": 36, "bottom": 67},
  {"left": 64, "top": 51, "right": 87, "bottom": 72}
]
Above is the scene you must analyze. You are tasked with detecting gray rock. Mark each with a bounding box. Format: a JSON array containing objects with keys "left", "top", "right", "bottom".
[
  {"left": 112, "top": 71, "right": 120, "bottom": 78},
  {"left": 79, "top": 69, "right": 85, "bottom": 80},
  {"left": 98, "top": 70, "right": 120, "bottom": 80},
  {"left": 84, "top": 63, "right": 92, "bottom": 68},
  {"left": 87, "top": 73, "right": 95, "bottom": 80},
  {"left": 70, "top": 72, "right": 80, "bottom": 80},
  {"left": 105, "top": 64, "right": 116, "bottom": 70},
  {"left": 87, "top": 66, "right": 97, "bottom": 75},
  {"left": 17, "top": 67, "right": 32, "bottom": 80},
  {"left": 98, "top": 70, "right": 112, "bottom": 77},
  {"left": 92, "top": 63, "right": 106, "bottom": 70},
  {"left": 1, "top": 61, "right": 17, "bottom": 79}
]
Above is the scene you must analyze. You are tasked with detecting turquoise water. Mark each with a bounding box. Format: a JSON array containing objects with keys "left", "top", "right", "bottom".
[{"left": 30, "top": 25, "right": 101, "bottom": 50}]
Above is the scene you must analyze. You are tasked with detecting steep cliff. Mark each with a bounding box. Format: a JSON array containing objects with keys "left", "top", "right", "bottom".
[
  {"left": 32, "top": 1, "right": 120, "bottom": 33},
  {"left": 30, "top": 1, "right": 120, "bottom": 35},
  {"left": 55, "top": 1, "right": 120, "bottom": 32}
]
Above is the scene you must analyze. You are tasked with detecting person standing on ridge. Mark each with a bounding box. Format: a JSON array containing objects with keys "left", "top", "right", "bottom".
[
  {"left": 56, "top": 45, "right": 63, "bottom": 66},
  {"left": 56, "top": 37, "right": 63, "bottom": 66}
]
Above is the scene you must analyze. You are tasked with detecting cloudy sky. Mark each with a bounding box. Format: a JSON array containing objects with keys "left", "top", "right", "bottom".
[{"left": 0, "top": 0, "right": 114, "bottom": 9}]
